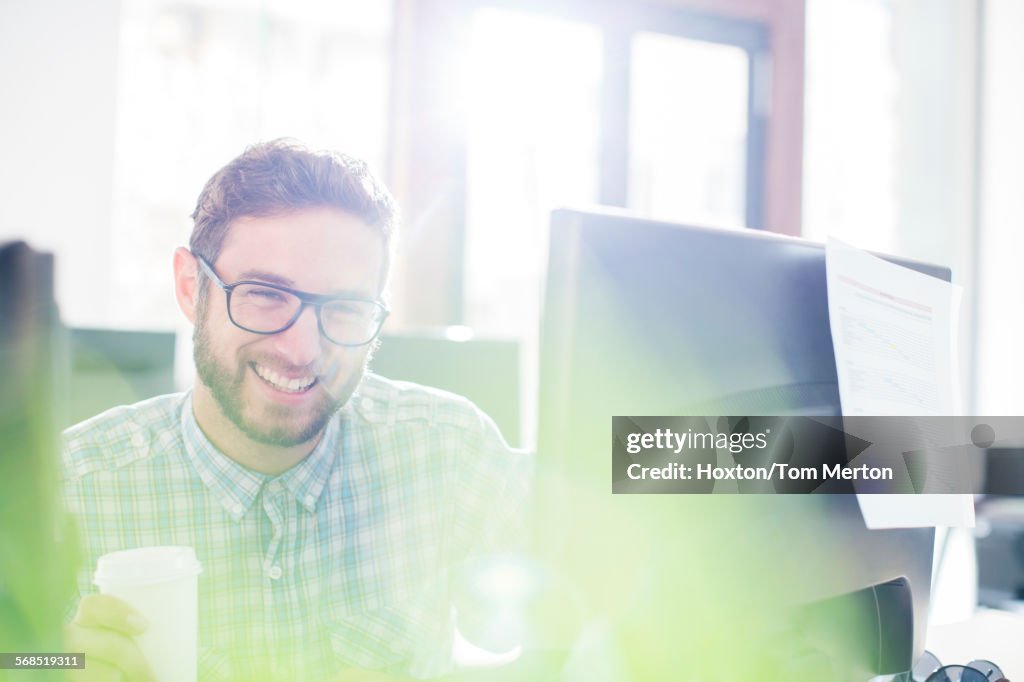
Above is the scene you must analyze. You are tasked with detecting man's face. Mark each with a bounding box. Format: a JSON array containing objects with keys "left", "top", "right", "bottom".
[{"left": 193, "top": 207, "right": 385, "bottom": 447}]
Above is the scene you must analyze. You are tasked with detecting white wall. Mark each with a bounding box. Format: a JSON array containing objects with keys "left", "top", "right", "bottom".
[
  {"left": 0, "top": 0, "right": 121, "bottom": 326},
  {"left": 975, "top": 0, "right": 1024, "bottom": 415},
  {"left": 891, "top": 0, "right": 979, "bottom": 412},
  {"left": 804, "top": 0, "right": 980, "bottom": 411},
  {"left": 891, "top": 0, "right": 978, "bottom": 277}
]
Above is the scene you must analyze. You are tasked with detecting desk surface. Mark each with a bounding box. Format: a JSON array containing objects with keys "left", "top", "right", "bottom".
[{"left": 928, "top": 608, "right": 1024, "bottom": 679}]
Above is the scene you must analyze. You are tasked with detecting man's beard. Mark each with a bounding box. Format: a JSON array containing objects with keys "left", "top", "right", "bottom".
[{"left": 192, "top": 308, "right": 359, "bottom": 448}]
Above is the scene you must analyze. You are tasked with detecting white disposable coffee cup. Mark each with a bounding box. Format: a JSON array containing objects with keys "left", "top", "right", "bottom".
[{"left": 94, "top": 546, "right": 202, "bottom": 682}]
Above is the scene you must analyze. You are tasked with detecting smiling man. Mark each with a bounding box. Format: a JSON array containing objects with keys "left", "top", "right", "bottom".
[{"left": 61, "top": 140, "right": 530, "bottom": 681}]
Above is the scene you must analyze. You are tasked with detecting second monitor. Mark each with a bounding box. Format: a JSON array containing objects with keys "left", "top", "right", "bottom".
[{"left": 535, "top": 208, "right": 945, "bottom": 679}]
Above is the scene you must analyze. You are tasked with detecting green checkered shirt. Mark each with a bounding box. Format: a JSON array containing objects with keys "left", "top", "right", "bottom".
[{"left": 61, "top": 373, "right": 531, "bottom": 680}]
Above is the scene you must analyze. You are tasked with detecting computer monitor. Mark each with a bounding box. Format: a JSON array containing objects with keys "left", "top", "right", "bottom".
[{"left": 535, "top": 208, "right": 944, "bottom": 678}]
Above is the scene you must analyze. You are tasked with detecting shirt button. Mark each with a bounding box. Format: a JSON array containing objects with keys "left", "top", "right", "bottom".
[
  {"left": 360, "top": 397, "right": 373, "bottom": 410},
  {"left": 130, "top": 433, "right": 147, "bottom": 448},
  {"left": 268, "top": 565, "right": 283, "bottom": 580},
  {"left": 304, "top": 495, "right": 316, "bottom": 508},
  {"left": 230, "top": 503, "right": 243, "bottom": 515}
]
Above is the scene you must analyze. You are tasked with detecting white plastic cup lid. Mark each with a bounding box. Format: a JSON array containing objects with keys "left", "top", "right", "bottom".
[{"left": 94, "top": 546, "right": 202, "bottom": 588}]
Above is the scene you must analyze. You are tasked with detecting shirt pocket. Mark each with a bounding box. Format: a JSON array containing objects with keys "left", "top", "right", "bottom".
[
  {"left": 327, "top": 605, "right": 415, "bottom": 672},
  {"left": 325, "top": 601, "right": 454, "bottom": 677}
]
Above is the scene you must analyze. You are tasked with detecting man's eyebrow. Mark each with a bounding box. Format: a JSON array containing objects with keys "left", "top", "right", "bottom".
[
  {"left": 237, "top": 269, "right": 294, "bottom": 287},
  {"left": 236, "top": 269, "right": 374, "bottom": 298}
]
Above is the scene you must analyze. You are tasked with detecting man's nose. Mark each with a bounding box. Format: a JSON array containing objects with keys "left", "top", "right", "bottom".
[{"left": 271, "top": 305, "right": 322, "bottom": 367}]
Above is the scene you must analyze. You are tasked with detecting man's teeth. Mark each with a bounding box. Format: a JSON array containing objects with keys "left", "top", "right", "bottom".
[{"left": 253, "top": 364, "right": 316, "bottom": 393}]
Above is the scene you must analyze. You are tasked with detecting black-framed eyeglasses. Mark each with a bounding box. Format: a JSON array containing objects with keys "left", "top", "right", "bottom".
[
  {"left": 195, "top": 255, "right": 389, "bottom": 347},
  {"left": 912, "top": 650, "right": 1007, "bottom": 682}
]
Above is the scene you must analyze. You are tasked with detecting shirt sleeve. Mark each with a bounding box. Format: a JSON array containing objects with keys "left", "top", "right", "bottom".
[
  {"left": 58, "top": 441, "right": 90, "bottom": 626},
  {"left": 446, "top": 404, "right": 535, "bottom": 654},
  {"left": 449, "top": 404, "right": 534, "bottom": 560}
]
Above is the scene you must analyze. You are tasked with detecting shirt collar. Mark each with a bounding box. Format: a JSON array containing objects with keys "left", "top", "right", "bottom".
[{"left": 181, "top": 393, "right": 342, "bottom": 521}]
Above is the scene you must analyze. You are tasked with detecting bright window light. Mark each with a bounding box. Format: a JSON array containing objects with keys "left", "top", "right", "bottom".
[
  {"left": 629, "top": 32, "right": 749, "bottom": 228},
  {"left": 803, "top": 0, "right": 899, "bottom": 253},
  {"left": 463, "top": 7, "right": 602, "bottom": 337},
  {"left": 110, "top": 0, "right": 392, "bottom": 328}
]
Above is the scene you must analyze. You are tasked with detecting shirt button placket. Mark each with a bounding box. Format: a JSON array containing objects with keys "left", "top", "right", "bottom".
[{"left": 261, "top": 480, "right": 287, "bottom": 660}]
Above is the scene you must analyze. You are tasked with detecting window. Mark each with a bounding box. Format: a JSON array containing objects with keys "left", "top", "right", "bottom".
[
  {"left": 110, "top": 1, "right": 393, "bottom": 327},
  {"left": 452, "top": 2, "right": 785, "bottom": 446},
  {"left": 462, "top": 3, "right": 772, "bottom": 339},
  {"left": 629, "top": 32, "right": 751, "bottom": 228},
  {"left": 802, "top": 0, "right": 899, "bottom": 253},
  {"left": 463, "top": 8, "right": 602, "bottom": 336}
]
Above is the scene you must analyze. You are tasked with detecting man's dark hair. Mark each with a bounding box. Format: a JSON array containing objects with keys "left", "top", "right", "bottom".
[{"left": 189, "top": 138, "right": 398, "bottom": 302}]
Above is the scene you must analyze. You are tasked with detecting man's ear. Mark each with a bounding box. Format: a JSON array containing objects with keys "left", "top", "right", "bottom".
[{"left": 173, "top": 247, "right": 200, "bottom": 325}]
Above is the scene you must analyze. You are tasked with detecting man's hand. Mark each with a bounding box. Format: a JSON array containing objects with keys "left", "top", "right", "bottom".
[{"left": 65, "top": 594, "right": 157, "bottom": 682}]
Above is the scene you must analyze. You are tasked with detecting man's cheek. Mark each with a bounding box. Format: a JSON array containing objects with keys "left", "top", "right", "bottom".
[
  {"left": 321, "top": 351, "right": 367, "bottom": 395},
  {"left": 318, "top": 355, "right": 349, "bottom": 393}
]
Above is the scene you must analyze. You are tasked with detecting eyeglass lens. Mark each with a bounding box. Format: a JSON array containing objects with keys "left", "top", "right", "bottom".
[
  {"left": 965, "top": 660, "right": 1005, "bottom": 681},
  {"left": 915, "top": 651, "right": 944, "bottom": 680},
  {"left": 926, "top": 664, "right": 1004, "bottom": 682},
  {"left": 916, "top": 652, "right": 1005, "bottom": 682}
]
